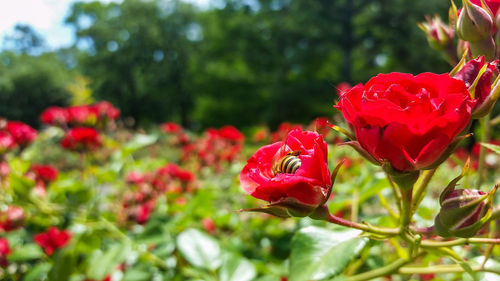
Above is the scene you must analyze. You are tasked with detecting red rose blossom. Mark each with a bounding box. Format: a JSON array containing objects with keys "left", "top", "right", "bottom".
[
  {"left": 0, "top": 238, "right": 10, "bottom": 267},
  {"left": 93, "top": 101, "right": 120, "bottom": 121},
  {"left": 31, "top": 165, "right": 59, "bottom": 183},
  {"left": 0, "top": 206, "right": 25, "bottom": 232},
  {"left": 240, "top": 129, "right": 331, "bottom": 216},
  {"left": 61, "top": 127, "right": 102, "bottom": 151},
  {"left": 161, "top": 122, "right": 182, "bottom": 133},
  {"left": 0, "top": 131, "right": 16, "bottom": 154},
  {"left": 6, "top": 121, "right": 37, "bottom": 147},
  {"left": 40, "top": 106, "right": 70, "bottom": 126},
  {"left": 67, "top": 105, "right": 98, "bottom": 126},
  {"left": 217, "top": 125, "right": 245, "bottom": 142},
  {"left": 34, "top": 227, "right": 72, "bottom": 255},
  {"left": 335, "top": 72, "right": 476, "bottom": 172}
]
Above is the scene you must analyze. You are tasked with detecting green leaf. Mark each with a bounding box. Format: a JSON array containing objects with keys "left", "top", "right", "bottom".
[
  {"left": 47, "top": 248, "right": 76, "bottom": 281},
  {"left": 176, "top": 228, "right": 222, "bottom": 270},
  {"left": 23, "top": 262, "right": 51, "bottom": 281},
  {"left": 289, "top": 226, "right": 368, "bottom": 281},
  {"left": 9, "top": 173, "right": 34, "bottom": 197},
  {"left": 86, "top": 244, "right": 131, "bottom": 280},
  {"left": 123, "top": 134, "right": 158, "bottom": 155},
  {"left": 219, "top": 253, "right": 257, "bottom": 281},
  {"left": 122, "top": 268, "right": 153, "bottom": 281},
  {"left": 8, "top": 243, "right": 44, "bottom": 261},
  {"left": 480, "top": 142, "right": 500, "bottom": 154}
]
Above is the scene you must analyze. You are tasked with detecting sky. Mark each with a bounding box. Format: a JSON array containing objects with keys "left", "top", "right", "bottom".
[{"left": 0, "top": 0, "right": 208, "bottom": 50}]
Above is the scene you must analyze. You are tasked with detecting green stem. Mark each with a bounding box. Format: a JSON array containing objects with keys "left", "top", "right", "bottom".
[
  {"left": 411, "top": 168, "right": 437, "bottom": 214},
  {"left": 477, "top": 113, "right": 491, "bottom": 187},
  {"left": 421, "top": 237, "right": 500, "bottom": 247},
  {"left": 399, "top": 265, "right": 500, "bottom": 275},
  {"left": 400, "top": 187, "right": 413, "bottom": 233},
  {"left": 345, "top": 258, "right": 411, "bottom": 281},
  {"left": 326, "top": 213, "right": 399, "bottom": 236}
]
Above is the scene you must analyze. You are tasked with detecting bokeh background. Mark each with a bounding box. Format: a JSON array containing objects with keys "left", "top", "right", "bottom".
[{"left": 0, "top": 0, "right": 450, "bottom": 130}]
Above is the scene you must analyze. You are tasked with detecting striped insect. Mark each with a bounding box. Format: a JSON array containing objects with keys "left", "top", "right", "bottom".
[{"left": 272, "top": 149, "right": 302, "bottom": 176}]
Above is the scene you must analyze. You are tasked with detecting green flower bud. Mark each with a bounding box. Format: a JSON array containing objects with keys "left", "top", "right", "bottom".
[
  {"left": 434, "top": 184, "right": 497, "bottom": 238},
  {"left": 418, "top": 15, "right": 455, "bottom": 50},
  {"left": 457, "top": 0, "right": 494, "bottom": 42},
  {"left": 469, "top": 36, "right": 496, "bottom": 60}
]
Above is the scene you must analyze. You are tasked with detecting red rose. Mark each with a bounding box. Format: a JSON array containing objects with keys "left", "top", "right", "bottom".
[
  {"left": 93, "top": 101, "right": 120, "bottom": 121},
  {"left": 0, "top": 238, "right": 10, "bottom": 268},
  {"left": 0, "top": 131, "right": 16, "bottom": 154},
  {"left": 31, "top": 164, "right": 59, "bottom": 183},
  {"left": 6, "top": 121, "right": 37, "bottom": 147},
  {"left": 40, "top": 106, "right": 69, "bottom": 126},
  {"left": 61, "top": 127, "right": 102, "bottom": 151},
  {"left": 67, "top": 105, "right": 98, "bottom": 126},
  {"left": 0, "top": 206, "right": 25, "bottom": 232},
  {"left": 161, "top": 122, "right": 182, "bottom": 133},
  {"left": 217, "top": 125, "right": 245, "bottom": 142},
  {"left": 240, "top": 129, "right": 331, "bottom": 216},
  {"left": 202, "top": 218, "right": 216, "bottom": 234},
  {"left": 335, "top": 72, "right": 476, "bottom": 172},
  {"left": 34, "top": 227, "right": 72, "bottom": 255}
]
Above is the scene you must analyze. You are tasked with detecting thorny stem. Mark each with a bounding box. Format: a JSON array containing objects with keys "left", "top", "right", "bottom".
[
  {"left": 345, "top": 258, "right": 411, "bottom": 281},
  {"left": 399, "top": 187, "right": 413, "bottom": 234},
  {"left": 326, "top": 213, "right": 400, "bottom": 236}
]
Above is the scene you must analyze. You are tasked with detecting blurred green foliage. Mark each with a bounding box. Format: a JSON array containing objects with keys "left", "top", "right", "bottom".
[{"left": 1, "top": 0, "right": 450, "bottom": 128}]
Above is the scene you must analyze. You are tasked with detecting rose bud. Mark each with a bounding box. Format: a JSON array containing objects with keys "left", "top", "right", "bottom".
[
  {"left": 418, "top": 15, "right": 455, "bottom": 50},
  {"left": 457, "top": 0, "right": 494, "bottom": 42},
  {"left": 435, "top": 186, "right": 497, "bottom": 237},
  {"left": 240, "top": 129, "right": 342, "bottom": 218},
  {"left": 469, "top": 37, "right": 496, "bottom": 60},
  {"left": 34, "top": 227, "right": 72, "bottom": 256},
  {"left": 0, "top": 238, "right": 11, "bottom": 268},
  {"left": 434, "top": 164, "right": 497, "bottom": 237},
  {"left": 452, "top": 56, "right": 500, "bottom": 118},
  {"left": 335, "top": 73, "right": 476, "bottom": 173}
]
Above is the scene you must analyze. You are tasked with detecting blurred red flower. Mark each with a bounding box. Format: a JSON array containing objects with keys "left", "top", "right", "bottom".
[
  {"left": 0, "top": 238, "right": 11, "bottom": 267},
  {"left": 0, "top": 206, "right": 25, "bottom": 232},
  {"left": 34, "top": 227, "right": 72, "bottom": 255},
  {"left": 31, "top": 164, "right": 59, "bottom": 183},
  {"left": 161, "top": 122, "right": 182, "bottom": 133},
  {"left": 6, "top": 121, "right": 37, "bottom": 147},
  {"left": 40, "top": 106, "right": 70, "bottom": 126},
  {"left": 61, "top": 127, "right": 102, "bottom": 151}
]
